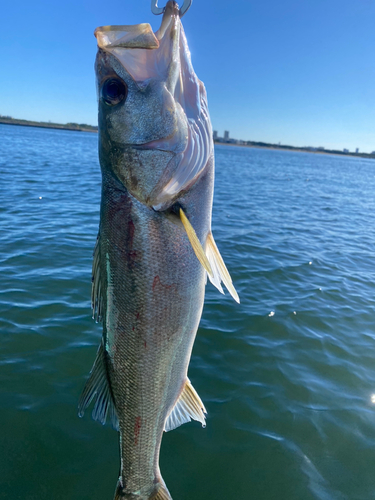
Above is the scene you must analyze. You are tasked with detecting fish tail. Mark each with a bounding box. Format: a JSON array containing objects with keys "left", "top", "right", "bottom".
[{"left": 114, "top": 480, "right": 172, "bottom": 500}]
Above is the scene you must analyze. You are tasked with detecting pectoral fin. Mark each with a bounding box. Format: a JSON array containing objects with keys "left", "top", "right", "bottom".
[
  {"left": 164, "top": 379, "right": 207, "bottom": 432},
  {"left": 205, "top": 232, "right": 240, "bottom": 303},
  {"left": 179, "top": 208, "right": 213, "bottom": 276}
]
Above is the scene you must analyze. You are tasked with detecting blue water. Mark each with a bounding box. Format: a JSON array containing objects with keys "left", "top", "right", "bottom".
[{"left": 2, "top": 123, "right": 375, "bottom": 499}]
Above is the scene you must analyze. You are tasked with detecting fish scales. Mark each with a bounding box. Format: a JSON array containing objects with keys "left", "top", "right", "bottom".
[
  {"left": 100, "top": 166, "right": 212, "bottom": 493},
  {"left": 79, "top": 2, "right": 238, "bottom": 499}
]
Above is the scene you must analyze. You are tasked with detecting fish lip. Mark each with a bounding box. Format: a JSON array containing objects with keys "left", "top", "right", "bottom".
[
  {"left": 132, "top": 146, "right": 176, "bottom": 155},
  {"left": 130, "top": 133, "right": 174, "bottom": 149}
]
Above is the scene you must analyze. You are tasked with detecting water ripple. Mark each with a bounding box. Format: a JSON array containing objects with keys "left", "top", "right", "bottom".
[{"left": 2, "top": 127, "right": 375, "bottom": 499}]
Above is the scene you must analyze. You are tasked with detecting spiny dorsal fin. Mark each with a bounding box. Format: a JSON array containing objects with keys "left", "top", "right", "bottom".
[
  {"left": 91, "top": 234, "right": 104, "bottom": 322},
  {"left": 78, "top": 342, "right": 119, "bottom": 431},
  {"left": 179, "top": 208, "right": 213, "bottom": 276},
  {"left": 205, "top": 232, "right": 240, "bottom": 303},
  {"left": 164, "top": 379, "right": 207, "bottom": 432}
]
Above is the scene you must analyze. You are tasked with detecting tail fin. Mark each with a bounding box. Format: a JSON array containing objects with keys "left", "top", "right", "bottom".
[{"left": 114, "top": 480, "right": 172, "bottom": 500}]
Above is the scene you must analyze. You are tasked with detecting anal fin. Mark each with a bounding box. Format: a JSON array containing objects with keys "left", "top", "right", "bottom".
[
  {"left": 164, "top": 379, "right": 207, "bottom": 432},
  {"left": 205, "top": 231, "right": 240, "bottom": 303},
  {"left": 78, "top": 342, "right": 119, "bottom": 431}
]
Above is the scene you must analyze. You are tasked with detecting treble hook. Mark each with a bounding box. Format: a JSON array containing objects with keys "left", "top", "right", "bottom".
[{"left": 151, "top": 0, "right": 192, "bottom": 17}]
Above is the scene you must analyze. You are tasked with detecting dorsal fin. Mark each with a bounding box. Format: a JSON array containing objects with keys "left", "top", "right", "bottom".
[
  {"left": 205, "top": 232, "right": 240, "bottom": 303},
  {"left": 164, "top": 379, "right": 206, "bottom": 432},
  {"left": 78, "top": 342, "right": 119, "bottom": 431}
]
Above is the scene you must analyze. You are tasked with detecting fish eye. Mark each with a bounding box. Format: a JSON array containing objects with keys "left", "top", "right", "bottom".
[{"left": 101, "top": 78, "right": 127, "bottom": 106}]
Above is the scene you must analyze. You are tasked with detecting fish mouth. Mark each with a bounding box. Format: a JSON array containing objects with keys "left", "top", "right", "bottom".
[
  {"left": 94, "top": 2, "right": 180, "bottom": 85},
  {"left": 94, "top": 23, "right": 159, "bottom": 51},
  {"left": 131, "top": 128, "right": 187, "bottom": 154}
]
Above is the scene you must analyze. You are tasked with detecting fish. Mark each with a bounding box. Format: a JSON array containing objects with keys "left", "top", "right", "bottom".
[{"left": 78, "top": 2, "right": 239, "bottom": 499}]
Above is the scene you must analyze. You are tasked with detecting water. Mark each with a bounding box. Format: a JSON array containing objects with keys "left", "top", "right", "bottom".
[{"left": 2, "top": 123, "right": 375, "bottom": 500}]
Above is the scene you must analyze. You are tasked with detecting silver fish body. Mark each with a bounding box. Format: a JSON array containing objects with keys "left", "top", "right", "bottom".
[{"left": 79, "top": 3, "right": 238, "bottom": 499}]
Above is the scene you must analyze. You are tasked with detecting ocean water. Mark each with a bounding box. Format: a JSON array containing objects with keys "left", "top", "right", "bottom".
[{"left": 2, "top": 123, "right": 375, "bottom": 500}]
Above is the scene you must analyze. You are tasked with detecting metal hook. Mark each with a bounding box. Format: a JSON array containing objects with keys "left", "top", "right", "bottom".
[
  {"left": 151, "top": 0, "right": 165, "bottom": 15},
  {"left": 151, "top": 0, "right": 192, "bottom": 17}
]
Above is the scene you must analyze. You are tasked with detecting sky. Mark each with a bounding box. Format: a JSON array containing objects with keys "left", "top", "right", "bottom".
[{"left": 2, "top": 0, "right": 374, "bottom": 152}]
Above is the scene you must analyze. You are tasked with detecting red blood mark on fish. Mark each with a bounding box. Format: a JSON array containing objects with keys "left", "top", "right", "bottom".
[
  {"left": 152, "top": 276, "right": 178, "bottom": 293},
  {"left": 127, "top": 220, "right": 135, "bottom": 247},
  {"left": 152, "top": 275, "right": 160, "bottom": 291},
  {"left": 125, "top": 220, "right": 139, "bottom": 266},
  {"left": 132, "top": 312, "right": 141, "bottom": 334},
  {"left": 134, "top": 417, "right": 142, "bottom": 445},
  {"left": 144, "top": 341, "right": 147, "bottom": 348},
  {"left": 127, "top": 250, "right": 138, "bottom": 260}
]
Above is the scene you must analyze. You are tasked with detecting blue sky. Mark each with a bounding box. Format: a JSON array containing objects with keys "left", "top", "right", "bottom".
[{"left": 2, "top": 0, "right": 374, "bottom": 152}]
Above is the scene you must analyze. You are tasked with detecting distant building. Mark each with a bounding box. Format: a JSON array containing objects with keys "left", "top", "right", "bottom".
[
  {"left": 343, "top": 149, "right": 349, "bottom": 153},
  {"left": 224, "top": 130, "right": 229, "bottom": 140},
  {"left": 355, "top": 148, "right": 359, "bottom": 154},
  {"left": 213, "top": 130, "right": 218, "bottom": 140}
]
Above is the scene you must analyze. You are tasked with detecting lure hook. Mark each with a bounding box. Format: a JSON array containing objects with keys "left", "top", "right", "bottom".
[{"left": 151, "top": 0, "right": 192, "bottom": 17}]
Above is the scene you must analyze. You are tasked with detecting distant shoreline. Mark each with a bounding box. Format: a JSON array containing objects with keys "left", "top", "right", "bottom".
[
  {"left": 214, "top": 141, "right": 375, "bottom": 160},
  {"left": 0, "top": 117, "right": 97, "bottom": 133},
  {"left": 1, "top": 117, "right": 373, "bottom": 160}
]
